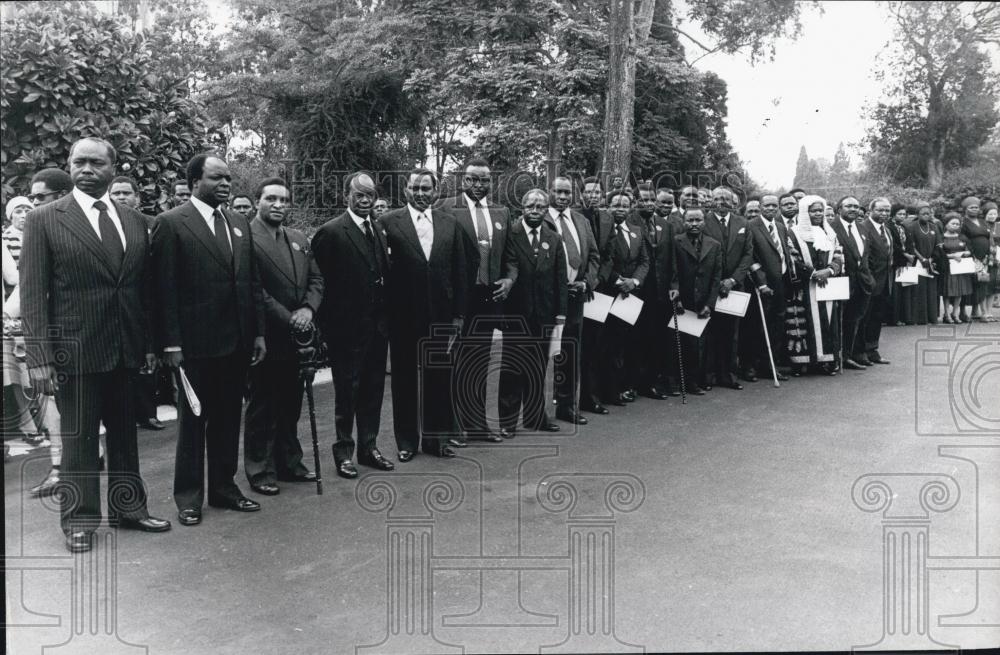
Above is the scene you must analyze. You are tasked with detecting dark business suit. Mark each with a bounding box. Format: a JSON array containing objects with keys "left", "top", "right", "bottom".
[
  {"left": 857, "top": 218, "right": 894, "bottom": 355},
  {"left": 382, "top": 205, "right": 467, "bottom": 453},
  {"left": 442, "top": 195, "right": 510, "bottom": 437},
  {"left": 152, "top": 200, "right": 265, "bottom": 511},
  {"left": 544, "top": 209, "right": 599, "bottom": 413},
  {"left": 631, "top": 212, "right": 676, "bottom": 392},
  {"left": 312, "top": 211, "right": 390, "bottom": 464},
  {"left": 596, "top": 220, "right": 650, "bottom": 402},
  {"left": 743, "top": 217, "right": 793, "bottom": 375},
  {"left": 498, "top": 220, "right": 568, "bottom": 431},
  {"left": 243, "top": 219, "right": 322, "bottom": 484},
  {"left": 669, "top": 233, "right": 722, "bottom": 384},
  {"left": 21, "top": 192, "right": 153, "bottom": 534},
  {"left": 578, "top": 207, "right": 615, "bottom": 409},
  {"left": 828, "top": 217, "right": 874, "bottom": 360},
  {"left": 702, "top": 211, "right": 753, "bottom": 385}
]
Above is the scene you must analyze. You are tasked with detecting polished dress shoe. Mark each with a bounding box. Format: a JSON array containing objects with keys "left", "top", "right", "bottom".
[
  {"left": 855, "top": 355, "right": 873, "bottom": 367},
  {"left": 138, "top": 418, "right": 166, "bottom": 430},
  {"left": 30, "top": 469, "right": 60, "bottom": 497},
  {"left": 437, "top": 446, "right": 457, "bottom": 458},
  {"left": 721, "top": 381, "right": 744, "bottom": 390},
  {"left": 398, "top": 450, "right": 415, "bottom": 462},
  {"left": 582, "top": 403, "right": 610, "bottom": 414},
  {"left": 868, "top": 351, "right": 890, "bottom": 365},
  {"left": 640, "top": 387, "right": 668, "bottom": 400},
  {"left": 251, "top": 482, "right": 280, "bottom": 495},
  {"left": 740, "top": 370, "right": 758, "bottom": 382},
  {"left": 843, "top": 358, "right": 866, "bottom": 370},
  {"left": 535, "top": 421, "right": 561, "bottom": 432},
  {"left": 178, "top": 509, "right": 202, "bottom": 526},
  {"left": 66, "top": 531, "right": 93, "bottom": 553},
  {"left": 115, "top": 516, "right": 172, "bottom": 532},
  {"left": 209, "top": 497, "right": 261, "bottom": 512},
  {"left": 621, "top": 389, "right": 636, "bottom": 402},
  {"left": 555, "top": 408, "right": 588, "bottom": 425},
  {"left": 337, "top": 461, "right": 359, "bottom": 479},
  {"left": 702, "top": 384, "right": 713, "bottom": 391},
  {"left": 447, "top": 438, "right": 468, "bottom": 448},
  {"left": 688, "top": 385, "right": 706, "bottom": 396},
  {"left": 498, "top": 428, "right": 516, "bottom": 439},
  {"left": 361, "top": 449, "right": 395, "bottom": 470},
  {"left": 277, "top": 471, "right": 317, "bottom": 483}
]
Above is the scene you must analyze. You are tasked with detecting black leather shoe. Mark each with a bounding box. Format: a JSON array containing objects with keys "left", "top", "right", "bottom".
[
  {"left": 536, "top": 421, "right": 561, "bottom": 432},
  {"left": 362, "top": 450, "right": 395, "bottom": 470},
  {"left": 30, "top": 469, "right": 60, "bottom": 497},
  {"left": 337, "top": 461, "right": 359, "bottom": 479},
  {"left": 775, "top": 373, "right": 790, "bottom": 381},
  {"left": 721, "top": 381, "right": 744, "bottom": 391},
  {"left": 855, "top": 355, "right": 873, "bottom": 367},
  {"left": 688, "top": 386, "right": 706, "bottom": 396},
  {"left": 398, "top": 450, "right": 415, "bottom": 462},
  {"left": 555, "top": 409, "right": 588, "bottom": 424},
  {"left": 209, "top": 497, "right": 261, "bottom": 512},
  {"left": 582, "top": 403, "right": 610, "bottom": 414},
  {"left": 869, "top": 352, "right": 891, "bottom": 365},
  {"left": 447, "top": 438, "right": 468, "bottom": 448},
  {"left": 498, "top": 429, "right": 516, "bottom": 439},
  {"left": 66, "top": 531, "right": 93, "bottom": 553},
  {"left": 740, "top": 371, "right": 758, "bottom": 382},
  {"left": 640, "top": 388, "right": 668, "bottom": 400},
  {"left": 178, "top": 509, "right": 202, "bottom": 526},
  {"left": 621, "top": 389, "right": 636, "bottom": 402},
  {"left": 480, "top": 432, "right": 504, "bottom": 443},
  {"left": 115, "top": 516, "right": 172, "bottom": 532},
  {"left": 251, "top": 482, "right": 280, "bottom": 495},
  {"left": 138, "top": 418, "right": 166, "bottom": 430},
  {"left": 438, "top": 446, "right": 457, "bottom": 458},
  {"left": 702, "top": 384, "right": 713, "bottom": 392},
  {"left": 277, "top": 471, "right": 317, "bottom": 483},
  {"left": 843, "top": 358, "right": 866, "bottom": 370}
]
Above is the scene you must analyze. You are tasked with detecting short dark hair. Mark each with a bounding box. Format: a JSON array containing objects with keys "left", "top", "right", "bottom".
[
  {"left": 683, "top": 204, "right": 704, "bottom": 216},
  {"left": 343, "top": 171, "right": 377, "bottom": 197},
  {"left": 462, "top": 157, "right": 489, "bottom": 171},
  {"left": 231, "top": 193, "right": 255, "bottom": 206},
  {"left": 582, "top": 176, "right": 601, "bottom": 188},
  {"left": 788, "top": 187, "right": 806, "bottom": 195},
  {"left": 778, "top": 193, "right": 796, "bottom": 204},
  {"left": 185, "top": 152, "right": 222, "bottom": 190},
  {"left": 30, "top": 168, "right": 73, "bottom": 193},
  {"left": 110, "top": 176, "right": 139, "bottom": 193},
  {"left": 255, "top": 177, "right": 287, "bottom": 201},
  {"left": 68, "top": 137, "right": 117, "bottom": 165},
  {"left": 835, "top": 195, "right": 857, "bottom": 211},
  {"left": 549, "top": 175, "right": 572, "bottom": 189},
  {"left": 943, "top": 210, "right": 962, "bottom": 222},
  {"left": 636, "top": 182, "right": 654, "bottom": 194},
  {"left": 173, "top": 179, "right": 190, "bottom": 192},
  {"left": 655, "top": 187, "right": 674, "bottom": 199},
  {"left": 406, "top": 168, "right": 438, "bottom": 189},
  {"left": 607, "top": 190, "right": 632, "bottom": 206}
]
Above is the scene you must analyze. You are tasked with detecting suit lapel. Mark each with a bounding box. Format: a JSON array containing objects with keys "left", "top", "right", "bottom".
[
  {"left": 676, "top": 236, "right": 698, "bottom": 261},
  {"left": 226, "top": 210, "right": 244, "bottom": 278},
  {"left": 252, "top": 219, "right": 295, "bottom": 285},
  {"left": 511, "top": 221, "right": 535, "bottom": 264},
  {"left": 116, "top": 203, "right": 144, "bottom": 282},
  {"left": 397, "top": 208, "right": 427, "bottom": 262},
  {"left": 180, "top": 202, "right": 230, "bottom": 271},
  {"left": 58, "top": 195, "right": 116, "bottom": 278}
]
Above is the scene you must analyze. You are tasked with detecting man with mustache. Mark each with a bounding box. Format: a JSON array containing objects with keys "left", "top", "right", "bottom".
[{"left": 243, "top": 178, "right": 322, "bottom": 494}]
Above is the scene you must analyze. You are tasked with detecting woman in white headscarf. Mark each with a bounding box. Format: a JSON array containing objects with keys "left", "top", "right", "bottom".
[{"left": 785, "top": 195, "right": 844, "bottom": 375}]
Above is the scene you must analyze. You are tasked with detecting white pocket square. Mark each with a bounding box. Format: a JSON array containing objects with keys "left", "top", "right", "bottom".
[{"left": 738, "top": 227, "right": 746, "bottom": 234}]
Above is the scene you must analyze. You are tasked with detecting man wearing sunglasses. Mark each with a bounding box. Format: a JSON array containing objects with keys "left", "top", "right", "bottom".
[{"left": 29, "top": 168, "right": 74, "bottom": 208}]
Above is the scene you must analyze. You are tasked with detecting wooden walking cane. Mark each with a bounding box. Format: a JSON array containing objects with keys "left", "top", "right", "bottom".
[
  {"left": 753, "top": 285, "right": 781, "bottom": 388},
  {"left": 671, "top": 299, "right": 688, "bottom": 404}
]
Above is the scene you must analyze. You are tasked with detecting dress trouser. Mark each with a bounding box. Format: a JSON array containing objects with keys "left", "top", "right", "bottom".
[
  {"left": 454, "top": 287, "right": 499, "bottom": 436},
  {"left": 862, "top": 287, "right": 888, "bottom": 354},
  {"left": 842, "top": 290, "right": 871, "bottom": 360},
  {"left": 498, "top": 320, "right": 548, "bottom": 430},
  {"left": 553, "top": 292, "right": 584, "bottom": 411},
  {"left": 706, "top": 312, "right": 740, "bottom": 385},
  {"left": 56, "top": 366, "right": 148, "bottom": 535},
  {"left": 173, "top": 352, "right": 248, "bottom": 511},
  {"left": 244, "top": 357, "right": 309, "bottom": 484},
  {"left": 390, "top": 325, "right": 455, "bottom": 454},
  {"left": 331, "top": 329, "right": 388, "bottom": 464}
]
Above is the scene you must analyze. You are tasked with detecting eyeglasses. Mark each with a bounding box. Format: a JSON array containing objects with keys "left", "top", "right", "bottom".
[
  {"left": 464, "top": 176, "right": 490, "bottom": 186},
  {"left": 27, "top": 191, "right": 60, "bottom": 203}
]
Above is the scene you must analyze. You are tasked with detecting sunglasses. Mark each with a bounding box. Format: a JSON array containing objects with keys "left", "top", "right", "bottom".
[{"left": 27, "top": 191, "right": 60, "bottom": 203}]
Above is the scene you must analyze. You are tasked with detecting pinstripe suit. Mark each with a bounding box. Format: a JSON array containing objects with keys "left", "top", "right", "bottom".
[
  {"left": 151, "top": 200, "right": 265, "bottom": 510},
  {"left": 20, "top": 191, "right": 154, "bottom": 534}
]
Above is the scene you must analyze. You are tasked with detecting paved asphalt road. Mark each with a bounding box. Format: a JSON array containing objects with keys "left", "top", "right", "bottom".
[{"left": 5, "top": 323, "right": 1000, "bottom": 653}]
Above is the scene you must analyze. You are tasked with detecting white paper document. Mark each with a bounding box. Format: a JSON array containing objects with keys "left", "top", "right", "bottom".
[
  {"left": 583, "top": 292, "right": 615, "bottom": 323},
  {"left": 548, "top": 324, "right": 564, "bottom": 360},
  {"left": 815, "top": 276, "right": 850, "bottom": 301},
  {"left": 949, "top": 257, "right": 976, "bottom": 275},
  {"left": 608, "top": 293, "right": 644, "bottom": 325},
  {"left": 178, "top": 366, "right": 202, "bottom": 416},
  {"left": 714, "top": 290, "right": 750, "bottom": 317},
  {"left": 668, "top": 311, "right": 710, "bottom": 337},
  {"left": 915, "top": 261, "right": 933, "bottom": 278},
  {"left": 894, "top": 267, "right": 920, "bottom": 286}
]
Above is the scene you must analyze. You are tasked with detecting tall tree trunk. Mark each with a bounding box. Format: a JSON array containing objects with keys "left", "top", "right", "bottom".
[
  {"left": 545, "top": 123, "right": 564, "bottom": 183},
  {"left": 925, "top": 79, "right": 946, "bottom": 189}
]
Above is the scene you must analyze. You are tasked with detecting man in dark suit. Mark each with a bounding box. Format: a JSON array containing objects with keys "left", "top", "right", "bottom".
[
  {"left": 494, "top": 189, "right": 567, "bottom": 436},
  {"left": 629, "top": 182, "right": 674, "bottom": 399},
  {"left": 439, "top": 158, "right": 508, "bottom": 445},
  {"left": 22, "top": 137, "right": 171, "bottom": 552},
  {"left": 152, "top": 153, "right": 266, "bottom": 526},
  {"left": 742, "top": 194, "right": 792, "bottom": 382},
  {"left": 828, "top": 196, "right": 874, "bottom": 370},
  {"left": 856, "top": 197, "right": 894, "bottom": 365},
  {"left": 243, "top": 178, "right": 322, "bottom": 494},
  {"left": 655, "top": 187, "right": 684, "bottom": 232},
  {"left": 702, "top": 186, "right": 753, "bottom": 390},
  {"left": 596, "top": 191, "right": 649, "bottom": 406},
  {"left": 578, "top": 177, "right": 614, "bottom": 415},
  {"left": 381, "top": 169, "right": 467, "bottom": 461},
  {"left": 667, "top": 206, "right": 722, "bottom": 395},
  {"left": 545, "top": 176, "right": 600, "bottom": 424},
  {"left": 311, "top": 172, "right": 396, "bottom": 479}
]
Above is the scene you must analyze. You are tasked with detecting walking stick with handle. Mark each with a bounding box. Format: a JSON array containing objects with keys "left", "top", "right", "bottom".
[
  {"left": 303, "top": 369, "right": 323, "bottom": 495},
  {"left": 752, "top": 285, "right": 781, "bottom": 388},
  {"left": 671, "top": 299, "right": 687, "bottom": 404},
  {"left": 295, "top": 324, "right": 324, "bottom": 495}
]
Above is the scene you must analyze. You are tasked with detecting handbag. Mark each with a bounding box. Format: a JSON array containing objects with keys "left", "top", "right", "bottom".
[{"left": 974, "top": 257, "right": 990, "bottom": 282}]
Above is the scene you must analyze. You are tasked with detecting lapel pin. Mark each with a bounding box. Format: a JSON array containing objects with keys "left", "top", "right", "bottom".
[
  {"left": 292, "top": 242, "right": 302, "bottom": 251},
  {"left": 495, "top": 221, "right": 503, "bottom": 230},
  {"left": 656, "top": 225, "right": 663, "bottom": 231},
  {"left": 629, "top": 232, "right": 637, "bottom": 239},
  {"left": 232, "top": 227, "right": 243, "bottom": 238},
  {"left": 541, "top": 242, "right": 550, "bottom": 250}
]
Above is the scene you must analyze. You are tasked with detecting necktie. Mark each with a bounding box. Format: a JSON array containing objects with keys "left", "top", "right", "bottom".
[
  {"left": 880, "top": 224, "right": 890, "bottom": 248},
  {"left": 363, "top": 218, "right": 382, "bottom": 273},
  {"left": 559, "top": 212, "right": 582, "bottom": 270},
  {"left": 415, "top": 212, "right": 433, "bottom": 259},
  {"left": 213, "top": 209, "right": 232, "bottom": 263},
  {"left": 93, "top": 200, "right": 123, "bottom": 273},
  {"left": 768, "top": 221, "right": 786, "bottom": 273},
  {"left": 529, "top": 227, "right": 538, "bottom": 252},
  {"left": 848, "top": 222, "right": 861, "bottom": 256},
  {"left": 720, "top": 215, "right": 729, "bottom": 249},
  {"left": 275, "top": 227, "right": 294, "bottom": 273},
  {"left": 474, "top": 201, "right": 491, "bottom": 285},
  {"left": 617, "top": 223, "right": 628, "bottom": 254}
]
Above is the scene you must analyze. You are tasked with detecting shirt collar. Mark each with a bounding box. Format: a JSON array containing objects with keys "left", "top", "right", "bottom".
[
  {"left": 464, "top": 194, "right": 485, "bottom": 210},
  {"left": 868, "top": 217, "right": 883, "bottom": 231},
  {"left": 717, "top": 212, "right": 730, "bottom": 221},
  {"left": 72, "top": 186, "right": 113, "bottom": 212},
  {"left": 190, "top": 195, "right": 217, "bottom": 221},
  {"left": 521, "top": 218, "right": 540, "bottom": 233},
  {"left": 407, "top": 204, "right": 431, "bottom": 221},
  {"left": 839, "top": 217, "right": 855, "bottom": 231},
  {"left": 548, "top": 207, "right": 568, "bottom": 220},
  {"left": 347, "top": 208, "right": 368, "bottom": 228}
]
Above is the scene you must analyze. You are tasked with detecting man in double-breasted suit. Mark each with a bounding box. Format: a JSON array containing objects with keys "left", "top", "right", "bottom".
[
  {"left": 152, "top": 153, "right": 266, "bottom": 526},
  {"left": 743, "top": 195, "right": 793, "bottom": 381},
  {"left": 702, "top": 187, "right": 753, "bottom": 390},
  {"left": 857, "top": 197, "right": 895, "bottom": 365},
  {"left": 21, "top": 137, "right": 171, "bottom": 552},
  {"left": 242, "top": 178, "right": 322, "bottom": 495},
  {"left": 545, "top": 176, "right": 600, "bottom": 425},
  {"left": 578, "top": 177, "right": 615, "bottom": 415},
  {"left": 494, "top": 189, "right": 568, "bottom": 436},
  {"left": 828, "top": 196, "right": 874, "bottom": 370},
  {"left": 596, "top": 191, "right": 650, "bottom": 406},
  {"left": 312, "top": 172, "right": 396, "bottom": 479},
  {"left": 381, "top": 169, "right": 468, "bottom": 461},
  {"left": 438, "top": 158, "right": 508, "bottom": 445}
]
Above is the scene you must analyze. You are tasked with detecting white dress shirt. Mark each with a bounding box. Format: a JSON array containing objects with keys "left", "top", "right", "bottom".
[
  {"left": 190, "top": 195, "right": 233, "bottom": 250},
  {"left": 72, "top": 187, "right": 125, "bottom": 251},
  {"left": 407, "top": 204, "right": 434, "bottom": 259},
  {"left": 348, "top": 208, "right": 371, "bottom": 234},
  {"left": 840, "top": 217, "right": 864, "bottom": 257},
  {"left": 466, "top": 195, "right": 493, "bottom": 241},
  {"left": 548, "top": 207, "right": 581, "bottom": 282},
  {"left": 869, "top": 217, "right": 891, "bottom": 248}
]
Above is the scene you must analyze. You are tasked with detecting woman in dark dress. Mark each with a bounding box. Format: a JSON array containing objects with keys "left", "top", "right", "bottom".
[
  {"left": 889, "top": 203, "right": 914, "bottom": 324},
  {"left": 983, "top": 201, "right": 999, "bottom": 321},
  {"left": 960, "top": 195, "right": 992, "bottom": 321},
  {"left": 942, "top": 213, "right": 974, "bottom": 323},
  {"left": 905, "top": 202, "right": 943, "bottom": 324}
]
